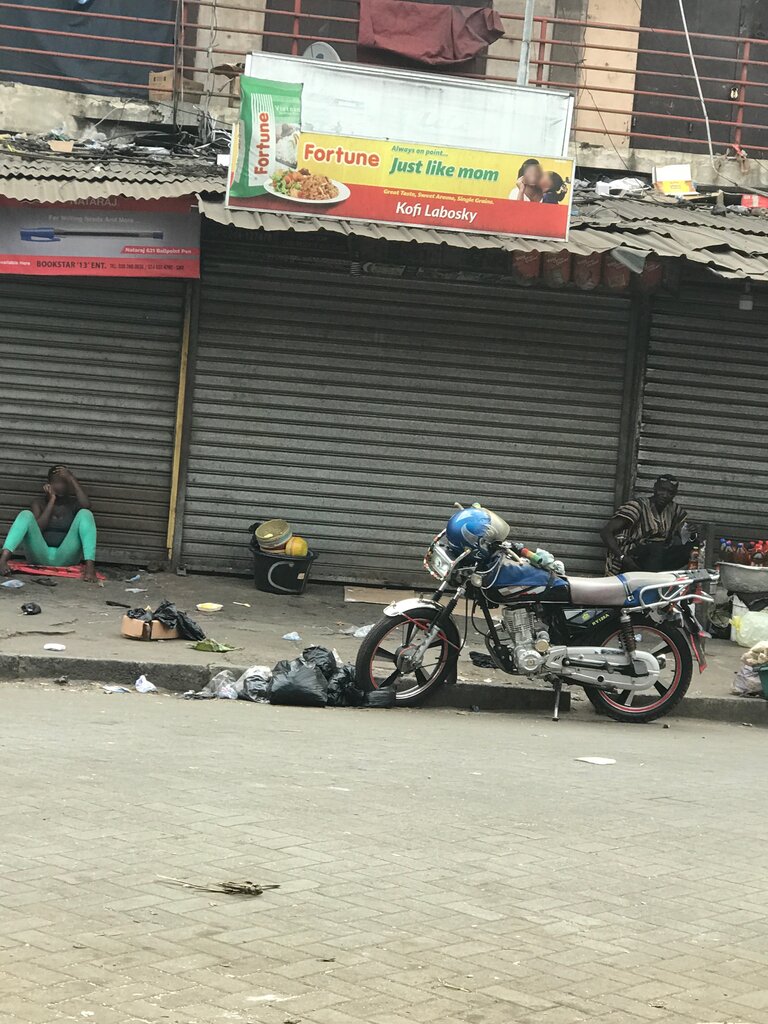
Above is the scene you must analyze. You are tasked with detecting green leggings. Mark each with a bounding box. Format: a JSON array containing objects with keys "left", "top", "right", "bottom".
[{"left": 2, "top": 509, "right": 97, "bottom": 566}]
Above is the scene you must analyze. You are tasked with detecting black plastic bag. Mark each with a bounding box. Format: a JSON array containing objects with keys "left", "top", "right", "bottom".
[
  {"left": 302, "top": 645, "right": 337, "bottom": 681},
  {"left": 365, "top": 687, "right": 397, "bottom": 708},
  {"left": 270, "top": 658, "right": 328, "bottom": 707},
  {"left": 127, "top": 607, "right": 152, "bottom": 622},
  {"left": 152, "top": 600, "right": 178, "bottom": 628},
  {"left": 175, "top": 608, "right": 206, "bottom": 641},
  {"left": 327, "top": 665, "right": 366, "bottom": 707},
  {"left": 152, "top": 600, "right": 206, "bottom": 641},
  {"left": 469, "top": 651, "right": 496, "bottom": 669},
  {"left": 236, "top": 665, "right": 273, "bottom": 702}
]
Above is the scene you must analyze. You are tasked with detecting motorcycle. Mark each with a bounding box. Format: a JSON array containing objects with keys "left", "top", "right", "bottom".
[{"left": 355, "top": 504, "right": 714, "bottom": 723}]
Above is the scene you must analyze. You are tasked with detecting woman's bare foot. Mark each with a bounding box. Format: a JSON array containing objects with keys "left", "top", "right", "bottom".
[
  {"left": 0, "top": 551, "right": 11, "bottom": 576},
  {"left": 83, "top": 561, "right": 97, "bottom": 583}
]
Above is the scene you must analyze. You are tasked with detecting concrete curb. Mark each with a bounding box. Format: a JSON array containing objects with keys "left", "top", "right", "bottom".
[
  {"left": 0, "top": 654, "right": 219, "bottom": 694},
  {"left": 673, "top": 694, "right": 768, "bottom": 726},
  {"left": 0, "top": 652, "right": 568, "bottom": 712},
  {"left": 0, "top": 653, "right": 764, "bottom": 723}
]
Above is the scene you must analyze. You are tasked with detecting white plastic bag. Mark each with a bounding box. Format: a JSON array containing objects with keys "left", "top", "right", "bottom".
[
  {"left": 732, "top": 609, "right": 768, "bottom": 648},
  {"left": 731, "top": 664, "right": 762, "bottom": 697},
  {"left": 203, "top": 669, "right": 239, "bottom": 699}
]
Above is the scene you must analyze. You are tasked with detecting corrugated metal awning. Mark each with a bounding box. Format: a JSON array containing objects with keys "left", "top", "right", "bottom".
[
  {"left": 0, "top": 153, "right": 225, "bottom": 203},
  {"left": 199, "top": 195, "right": 768, "bottom": 281}
]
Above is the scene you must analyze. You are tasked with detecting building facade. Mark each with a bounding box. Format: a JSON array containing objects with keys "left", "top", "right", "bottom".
[{"left": 1, "top": 1, "right": 766, "bottom": 582}]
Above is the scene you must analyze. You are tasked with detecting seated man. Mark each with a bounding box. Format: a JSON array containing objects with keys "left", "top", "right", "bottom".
[
  {"left": 0, "top": 466, "right": 97, "bottom": 582},
  {"left": 601, "top": 474, "right": 692, "bottom": 575}
]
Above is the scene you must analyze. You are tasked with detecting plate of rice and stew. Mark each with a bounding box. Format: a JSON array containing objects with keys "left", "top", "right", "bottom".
[{"left": 266, "top": 169, "right": 351, "bottom": 205}]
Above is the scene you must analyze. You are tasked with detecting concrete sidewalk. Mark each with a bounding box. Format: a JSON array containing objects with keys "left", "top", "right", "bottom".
[{"left": 0, "top": 565, "right": 764, "bottom": 723}]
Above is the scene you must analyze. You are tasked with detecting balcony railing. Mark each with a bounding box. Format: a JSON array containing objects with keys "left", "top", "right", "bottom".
[{"left": 1, "top": 1, "right": 767, "bottom": 157}]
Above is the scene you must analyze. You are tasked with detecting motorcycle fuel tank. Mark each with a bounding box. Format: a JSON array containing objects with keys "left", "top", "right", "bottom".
[{"left": 482, "top": 553, "right": 570, "bottom": 603}]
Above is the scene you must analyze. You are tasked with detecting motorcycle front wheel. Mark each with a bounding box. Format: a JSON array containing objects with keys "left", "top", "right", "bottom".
[
  {"left": 584, "top": 619, "right": 693, "bottom": 723},
  {"left": 355, "top": 609, "right": 461, "bottom": 708}
]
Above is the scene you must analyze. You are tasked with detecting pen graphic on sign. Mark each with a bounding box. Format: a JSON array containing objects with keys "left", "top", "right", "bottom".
[{"left": 20, "top": 229, "right": 165, "bottom": 243}]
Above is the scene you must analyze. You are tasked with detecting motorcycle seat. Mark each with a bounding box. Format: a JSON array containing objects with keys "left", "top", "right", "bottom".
[{"left": 569, "top": 571, "right": 679, "bottom": 607}]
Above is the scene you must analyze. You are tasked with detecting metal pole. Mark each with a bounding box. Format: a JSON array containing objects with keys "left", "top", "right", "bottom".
[{"left": 517, "top": 0, "right": 536, "bottom": 86}]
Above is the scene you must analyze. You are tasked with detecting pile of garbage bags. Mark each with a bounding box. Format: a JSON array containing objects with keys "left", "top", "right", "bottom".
[
  {"left": 188, "top": 645, "right": 396, "bottom": 708},
  {"left": 128, "top": 600, "right": 206, "bottom": 641}
]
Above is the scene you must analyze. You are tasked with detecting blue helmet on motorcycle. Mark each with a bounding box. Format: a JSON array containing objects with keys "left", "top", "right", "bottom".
[{"left": 445, "top": 505, "right": 510, "bottom": 553}]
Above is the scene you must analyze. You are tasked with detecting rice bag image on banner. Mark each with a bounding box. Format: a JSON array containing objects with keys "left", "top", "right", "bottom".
[{"left": 229, "top": 78, "right": 303, "bottom": 199}]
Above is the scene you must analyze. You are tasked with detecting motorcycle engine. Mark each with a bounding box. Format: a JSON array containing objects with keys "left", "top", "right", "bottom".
[{"left": 503, "top": 608, "right": 551, "bottom": 675}]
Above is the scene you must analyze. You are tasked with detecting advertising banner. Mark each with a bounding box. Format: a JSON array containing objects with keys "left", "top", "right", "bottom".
[
  {"left": 227, "top": 74, "right": 574, "bottom": 240},
  {"left": 0, "top": 198, "right": 200, "bottom": 277}
]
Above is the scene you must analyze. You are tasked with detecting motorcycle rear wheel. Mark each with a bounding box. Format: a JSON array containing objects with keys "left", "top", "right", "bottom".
[
  {"left": 584, "top": 620, "right": 692, "bottom": 723},
  {"left": 355, "top": 609, "right": 461, "bottom": 708}
]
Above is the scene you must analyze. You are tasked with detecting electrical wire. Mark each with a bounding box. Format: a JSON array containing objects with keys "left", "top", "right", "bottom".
[
  {"left": 577, "top": 1, "right": 768, "bottom": 203},
  {"left": 579, "top": 87, "right": 632, "bottom": 172},
  {"left": 677, "top": 0, "right": 714, "bottom": 163}
]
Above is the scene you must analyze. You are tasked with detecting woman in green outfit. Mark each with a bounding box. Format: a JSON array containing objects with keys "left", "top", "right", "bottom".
[{"left": 0, "top": 466, "right": 98, "bottom": 582}]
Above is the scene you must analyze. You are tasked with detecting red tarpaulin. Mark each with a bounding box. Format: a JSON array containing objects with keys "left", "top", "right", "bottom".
[{"left": 358, "top": 0, "right": 504, "bottom": 65}]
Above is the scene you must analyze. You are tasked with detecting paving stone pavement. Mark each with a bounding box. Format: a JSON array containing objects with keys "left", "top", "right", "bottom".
[{"left": 0, "top": 681, "right": 766, "bottom": 1024}]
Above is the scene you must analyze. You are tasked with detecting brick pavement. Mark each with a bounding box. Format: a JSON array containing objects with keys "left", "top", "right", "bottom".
[{"left": 0, "top": 681, "right": 766, "bottom": 1024}]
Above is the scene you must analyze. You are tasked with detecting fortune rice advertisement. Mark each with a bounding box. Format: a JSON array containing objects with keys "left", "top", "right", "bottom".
[{"left": 227, "top": 77, "right": 573, "bottom": 240}]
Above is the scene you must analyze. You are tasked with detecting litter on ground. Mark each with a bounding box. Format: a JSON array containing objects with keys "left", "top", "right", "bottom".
[
  {"left": 191, "top": 638, "right": 235, "bottom": 653},
  {"left": 156, "top": 875, "right": 279, "bottom": 897}
]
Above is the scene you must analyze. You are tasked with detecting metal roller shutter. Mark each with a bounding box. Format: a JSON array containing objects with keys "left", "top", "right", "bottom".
[
  {"left": 0, "top": 277, "right": 184, "bottom": 564},
  {"left": 637, "top": 280, "right": 768, "bottom": 534},
  {"left": 183, "top": 246, "right": 631, "bottom": 583}
]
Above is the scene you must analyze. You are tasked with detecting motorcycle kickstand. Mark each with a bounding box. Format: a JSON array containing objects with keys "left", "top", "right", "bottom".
[{"left": 552, "top": 680, "right": 563, "bottom": 722}]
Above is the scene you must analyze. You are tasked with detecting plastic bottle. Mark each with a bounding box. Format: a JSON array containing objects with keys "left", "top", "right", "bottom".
[
  {"left": 720, "top": 539, "right": 734, "bottom": 563},
  {"left": 753, "top": 541, "right": 765, "bottom": 566},
  {"left": 735, "top": 543, "right": 751, "bottom": 566}
]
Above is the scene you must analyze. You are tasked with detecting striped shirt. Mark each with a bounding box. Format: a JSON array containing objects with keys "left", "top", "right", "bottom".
[{"left": 605, "top": 497, "right": 687, "bottom": 575}]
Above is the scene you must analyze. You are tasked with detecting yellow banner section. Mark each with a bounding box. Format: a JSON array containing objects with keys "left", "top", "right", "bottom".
[{"left": 297, "top": 133, "right": 572, "bottom": 202}]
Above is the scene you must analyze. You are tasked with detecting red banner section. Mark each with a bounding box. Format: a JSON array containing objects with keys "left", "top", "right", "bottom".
[
  {"left": 0, "top": 254, "right": 199, "bottom": 278},
  {"left": 229, "top": 183, "right": 569, "bottom": 239}
]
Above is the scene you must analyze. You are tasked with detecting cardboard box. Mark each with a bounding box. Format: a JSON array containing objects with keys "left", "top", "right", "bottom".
[
  {"left": 652, "top": 163, "right": 696, "bottom": 197},
  {"left": 148, "top": 69, "right": 204, "bottom": 103},
  {"left": 121, "top": 614, "right": 180, "bottom": 641}
]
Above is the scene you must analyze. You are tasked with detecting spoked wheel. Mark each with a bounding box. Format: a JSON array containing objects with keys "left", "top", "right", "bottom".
[
  {"left": 354, "top": 610, "right": 461, "bottom": 707},
  {"left": 584, "top": 620, "right": 693, "bottom": 723}
]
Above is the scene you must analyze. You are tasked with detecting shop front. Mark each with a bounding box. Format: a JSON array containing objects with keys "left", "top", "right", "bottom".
[
  {"left": 635, "top": 271, "right": 768, "bottom": 555},
  {"left": 0, "top": 160, "right": 217, "bottom": 565},
  {"left": 0, "top": 274, "right": 188, "bottom": 564},
  {"left": 178, "top": 221, "right": 638, "bottom": 583}
]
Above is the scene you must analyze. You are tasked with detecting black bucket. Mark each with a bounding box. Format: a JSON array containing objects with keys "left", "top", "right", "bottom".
[{"left": 252, "top": 546, "right": 317, "bottom": 595}]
